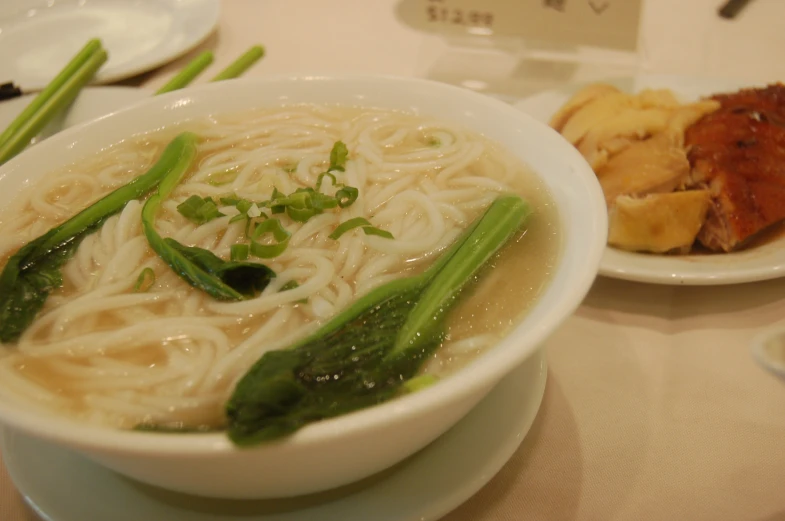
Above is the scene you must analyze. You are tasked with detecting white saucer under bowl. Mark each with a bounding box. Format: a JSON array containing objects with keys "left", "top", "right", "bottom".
[{"left": 2, "top": 350, "right": 546, "bottom": 521}]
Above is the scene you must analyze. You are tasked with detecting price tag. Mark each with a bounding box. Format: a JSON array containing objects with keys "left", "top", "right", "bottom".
[{"left": 398, "top": 0, "right": 642, "bottom": 51}]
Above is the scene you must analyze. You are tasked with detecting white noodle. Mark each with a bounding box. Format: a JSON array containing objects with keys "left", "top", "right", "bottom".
[{"left": 0, "top": 104, "right": 536, "bottom": 429}]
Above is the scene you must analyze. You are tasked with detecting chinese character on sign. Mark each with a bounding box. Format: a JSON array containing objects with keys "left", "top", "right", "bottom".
[
  {"left": 588, "top": 0, "right": 610, "bottom": 14},
  {"left": 544, "top": 0, "right": 566, "bottom": 12}
]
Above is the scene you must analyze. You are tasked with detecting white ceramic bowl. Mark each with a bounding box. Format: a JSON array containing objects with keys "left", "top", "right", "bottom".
[{"left": 0, "top": 75, "right": 606, "bottom": 499}]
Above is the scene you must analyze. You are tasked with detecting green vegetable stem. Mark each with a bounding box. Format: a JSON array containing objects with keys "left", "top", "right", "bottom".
[
  {"left": 226, "top": 194, "right": 532, "bottom": 445},
  {"left": 0, "top": 132, "right": 202, "bottom": 343},
  {"left": 141, "top": 133, "right": 275, "bottom": 300}
]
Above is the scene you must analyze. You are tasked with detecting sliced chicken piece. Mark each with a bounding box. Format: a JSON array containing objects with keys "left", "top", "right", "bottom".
[
  {"left": 608, "top": 191, "right": 712, "bottom": 253},
  {"left": 637, "top": 88, "right": 682, "bottom": 109},
  {"left": 559, "top": 92, "right": 635, "bottom": 146},
  {"left": 664, "top": 100, "right": 721, "bottom": 147},
  {"left": 577, "top": 107, "right": 673, "bottom": 170},
  {"left": 601, "top": 136, "right": 636, "bottom": 156},
  {"left": 596, "top": 133, "right": 690, "bottom": 207},
  {"left": 549, "top": 83, "right": 621, "bottom": 132}
]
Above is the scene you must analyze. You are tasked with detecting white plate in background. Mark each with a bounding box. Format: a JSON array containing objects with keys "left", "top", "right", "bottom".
[
  {"left": 3, "top": 350, "right": 546, "bottom": 521},
  {"left": 514, "top": 75, "right": 785, "bottom": 286},
  {"left": 0, "top": 0, "right": 219, "bottom": 91}
]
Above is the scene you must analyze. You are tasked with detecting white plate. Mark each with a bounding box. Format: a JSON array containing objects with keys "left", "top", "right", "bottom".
[
  {"left": 0, "top": 0, "right": 220, "bottom": 91},
  {"left": 0, "top": 86, "right": 150, "bottom": 144},
  {"left": 513, "top": 74, "right": 785, "bottom": 286},
  {"left": 2, "top": 350, "right": 546, "bottom": 521}
]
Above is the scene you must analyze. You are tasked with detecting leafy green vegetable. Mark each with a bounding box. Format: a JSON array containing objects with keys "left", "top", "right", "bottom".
[
  {"left": 177, "top": 195, "right": 224, "bottom": 225},
  {"left": 226, "top": 194, "right": 531, "bottom": 445},
  {"left": 141, "top": 136, "right": 275, "bottom": 301},
  {"left": 164, "top": 240, "right": 274, "bottom": 298},
  {"left": 0, "top": 237, "right": 84, "bottom": 343},
  {"left": 0, "top": 132, "right": 200, "bottom": 343},
  {"left": 134, "top": 268, "right": 156, "bottom": 292}
]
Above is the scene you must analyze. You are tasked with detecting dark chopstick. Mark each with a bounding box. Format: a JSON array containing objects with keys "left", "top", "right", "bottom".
[
  {"left": 718, "top": 0, "right": 753, "bottom": 19},
  {"left": 0, "top": 83, "right": 23, "bottom": 102}
]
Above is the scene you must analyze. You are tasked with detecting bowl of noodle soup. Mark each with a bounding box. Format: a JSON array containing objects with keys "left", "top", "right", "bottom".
[{"left": 0, "top": 75, "right": 605, "bottom": 499}]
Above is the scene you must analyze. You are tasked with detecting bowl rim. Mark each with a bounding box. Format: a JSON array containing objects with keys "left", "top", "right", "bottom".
[{"left": 0, "top": 73, "right": 606, "bottom": 454}]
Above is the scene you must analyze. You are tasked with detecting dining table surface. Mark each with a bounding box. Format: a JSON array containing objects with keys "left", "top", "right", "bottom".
[{"left": 2, "top": 0, "right": 785, "bottom": 520}]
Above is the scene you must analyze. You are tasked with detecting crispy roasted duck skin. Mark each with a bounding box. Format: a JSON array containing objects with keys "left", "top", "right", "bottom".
[{"left": 685, "top": 84, "right": 785, "bottom": 252}]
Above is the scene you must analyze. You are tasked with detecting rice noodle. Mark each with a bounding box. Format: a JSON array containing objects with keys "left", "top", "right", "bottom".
[{"left": 0, "top": 104, "right": 555, "bottom": 430}]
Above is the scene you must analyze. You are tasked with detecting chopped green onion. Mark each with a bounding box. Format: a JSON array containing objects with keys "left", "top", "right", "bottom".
[
  {"left": 250, "top": 219, "right": 291, "bottom": 258},
  {"left": 219, "top": 195, "right": 242, "bottom": 206},
  {"left": 177, "top": 195, "right": 224, "bottom": 225},
  {"left": 335, "top": 186, "right": 358, "bottom": 208},
  {"left": 329, "top": 141, "right": 349, "bottom": 172},
  {"left": 236, "top": 199, "right": 253, "bottom": 214},
  {"left": 269, "top": 187, "right": 285, "bottom": 214},
  {"left": 230, "top": 244, "right": 250, "bottom": 261},
  {"left": 329, "top": 217, "right": 372, "bottom": 240},
  {"left": 251, "top": 218, "right": 290, "bottom": 242},
  {"left": 250, "top": 239, "right": 289, "bottom": 259},
  {"left": 245, "top": 216, "right": 269, "bottom": 238},
  {"left": 310, "top": 192, "right": 338, "bottom": 211},
  {"left": 362, "top": 226, "right": 394, "bottom": 239},
  {"left": 226, "top": 198, "right": 256, "bottom": 226},
  {"left": 316, "top": 172, "right": 338, "bottom": 191},
  {"left": 286, "top": 205, "right": 318, "bottom": 223},
  {"left": 200, "top": 143, "right": 362, "bottom": 263},
  {"left": 133, "top": 268, "right": 156, "bottom": 292},
  {"left": 329, "top": 218, "right": 393, "bottom": 240}
]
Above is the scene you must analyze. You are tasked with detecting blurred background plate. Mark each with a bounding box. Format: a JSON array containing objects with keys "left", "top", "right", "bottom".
[{"left": 0, "top": 0, "right": 220, "bottom": 91}]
